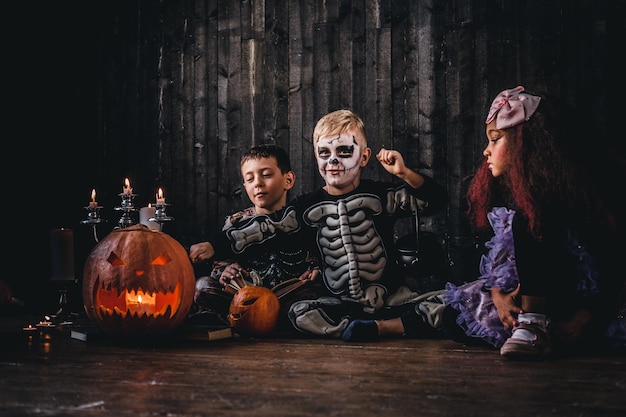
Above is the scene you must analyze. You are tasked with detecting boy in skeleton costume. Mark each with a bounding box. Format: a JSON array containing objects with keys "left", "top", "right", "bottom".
[
  {"left": 189, "top": 145, "right": 321, "bottom": 329},
  {"left": 288, "top": 110, "right": 447, "bottom": 338}
]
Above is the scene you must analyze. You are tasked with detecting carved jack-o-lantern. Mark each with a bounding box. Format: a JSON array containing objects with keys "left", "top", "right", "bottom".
[
  {"left": 82, "top": 225, "right": 195, "bottom": 339},
  {"left": 228, "top": 286, "right": 280, "bottom": 336}
]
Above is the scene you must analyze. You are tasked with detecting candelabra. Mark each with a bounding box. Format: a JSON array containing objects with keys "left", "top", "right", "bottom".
[
  {"left": 81, "top": 204, "right": 105, "bottom": 242},
  {"left": 81, "top": 183, "right": 175, "bottom": 237},
  {"left": 115, "top": 192, "right": 138, "bottom": 229},
  {"left": 149, "top": 201, "right": 175, "bottom": 230}
]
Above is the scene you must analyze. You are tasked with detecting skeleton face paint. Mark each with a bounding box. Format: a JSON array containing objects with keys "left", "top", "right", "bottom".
[{"left": 316, "top": 134, "right": 362, "bottom": 191}]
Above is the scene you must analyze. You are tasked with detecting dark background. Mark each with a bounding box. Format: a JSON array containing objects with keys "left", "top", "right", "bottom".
[{"left": 4, "top": 0, "right": 625, "bottom": 313}]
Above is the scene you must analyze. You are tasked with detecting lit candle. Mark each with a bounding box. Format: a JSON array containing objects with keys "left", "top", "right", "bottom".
[
  {"left": 50, "top": 229, "right": 75, "bottom": 281},
  {"left": 123, "top": 178, "right": 133, "bottom": 195},
  {"left": 156, "top": 187, "right": 165, "bottom": 204},
  {"left": 139, "top": 204, "right": 159, "bottom": 230},
  {"left": 89, "top": 189, "right": 98, "bottom": 207},
  {"left": 36, "top": 318, "right": 54, "bottom": 328},
  {"left": 125, "top": 290, "right": 156, "bottom": 315}
]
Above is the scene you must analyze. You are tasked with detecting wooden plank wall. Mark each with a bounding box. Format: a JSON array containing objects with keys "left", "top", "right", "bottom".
[{"left": 15, "top": 0, "right": 623, "bottom": 296}]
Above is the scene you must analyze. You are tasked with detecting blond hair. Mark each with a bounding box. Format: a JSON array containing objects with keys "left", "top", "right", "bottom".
[{"left": 313, "top": 109, "right": 368, "bottom": 148}]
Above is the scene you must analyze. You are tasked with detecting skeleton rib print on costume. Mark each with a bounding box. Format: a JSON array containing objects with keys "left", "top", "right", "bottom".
[{"left": 304, "top": 193, "right": 387, "bottom": 311}]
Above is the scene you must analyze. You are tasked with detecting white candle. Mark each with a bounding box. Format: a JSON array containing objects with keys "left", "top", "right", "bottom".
[
  {"left": 156, "top": 187, "right": 165, "bottom": 204},
  {"left": 50, "top": 228, "right": 75, "bottom": 281},
  {"left": 123, "top": 178, "right": 133, "bottom": 195},
  {"left": 125, "top": 291, "right": 156, "bottom": 315},
  {"left": 140, "top": 205, "right": 159, "bottom": 230},
  {"left": 89, "top": 188, "right": 97, "bottom": 207}
]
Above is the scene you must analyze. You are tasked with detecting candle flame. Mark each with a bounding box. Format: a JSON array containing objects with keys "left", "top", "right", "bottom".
[
  {"left": 123, "top": 178, "right": 133, "bottom": 195},
  {"left": 123, "top": 290, "right": 156, "bottom": 315},
  {"left": 158, "top": 188, "right": 164, "bottom": 199},
  {"left": 91, "top": 189, "right": 96, "bottom": 202}
]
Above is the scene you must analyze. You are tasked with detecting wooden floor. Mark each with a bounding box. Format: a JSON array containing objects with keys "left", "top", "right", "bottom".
[{"left": 1, "top": 314, "right": 625, "bottom": 417}]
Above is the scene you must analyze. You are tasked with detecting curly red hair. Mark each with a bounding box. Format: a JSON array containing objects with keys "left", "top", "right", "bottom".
[{"left": 467, "top": 92, "right": 621, "bottom": 240}]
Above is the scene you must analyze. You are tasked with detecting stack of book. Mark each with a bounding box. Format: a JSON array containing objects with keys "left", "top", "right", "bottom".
[{"left": 69, "top": 324, "right": 235, "bottom": 342}]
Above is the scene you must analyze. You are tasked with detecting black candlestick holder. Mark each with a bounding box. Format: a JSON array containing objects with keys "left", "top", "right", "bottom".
[
  {"left": 115, "top": 192, "right": 138, "bottom": 228},
  {"left": 49, "top": 227, "right": 79, "bottom": 324},
  {"left": 47, "top": 278, "right": 79, "bottom": 326}
]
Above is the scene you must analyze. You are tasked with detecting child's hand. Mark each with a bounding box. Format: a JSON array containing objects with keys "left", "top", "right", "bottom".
[
  {"left": 219, "top": 263, "right": 249, "bottom": 287},
  {"left": 376, "top": 148, "right": 406, "bottom": 176},
  {"left": 298, "top": 267, "right": 321, "bottom": 282},
  {"left": 189, "top": 242, "right": 214, "bottom": 263},
  {"left": 491, "top": 284, "right": 522, "bottom": 329}
]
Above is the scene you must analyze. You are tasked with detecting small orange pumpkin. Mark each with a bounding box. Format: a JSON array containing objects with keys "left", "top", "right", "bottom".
[
  {"left": 228, "top": 286, "right": 280, "bottom": 336},
  {"left": 82, "top": 225, "right": 195, "bottom": 339}
]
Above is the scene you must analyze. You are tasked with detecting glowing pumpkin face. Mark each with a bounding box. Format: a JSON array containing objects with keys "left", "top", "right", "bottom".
[
  {"left": 82, "top": 225, "right": 195, "bottom": 339},
  {"left": 228, "top": 286, "right": 280, "bottom": 336}
]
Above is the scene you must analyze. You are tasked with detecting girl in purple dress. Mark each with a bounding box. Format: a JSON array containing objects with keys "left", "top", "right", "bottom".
[
  {"left": 344, "top": 87, "right": 626, "bottom": 359},
  {"left": 452, "top": 86, "right": 625, "bottom": 358}
]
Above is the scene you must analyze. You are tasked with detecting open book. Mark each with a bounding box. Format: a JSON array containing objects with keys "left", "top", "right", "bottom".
[{"left": 224, "top": 273, "right": 308, "bottom": 300}]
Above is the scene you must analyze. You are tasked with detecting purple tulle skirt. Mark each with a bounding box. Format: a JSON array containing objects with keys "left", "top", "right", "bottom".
[{"left": 443, "top": 207, "right": 626, "bottom": 349}]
